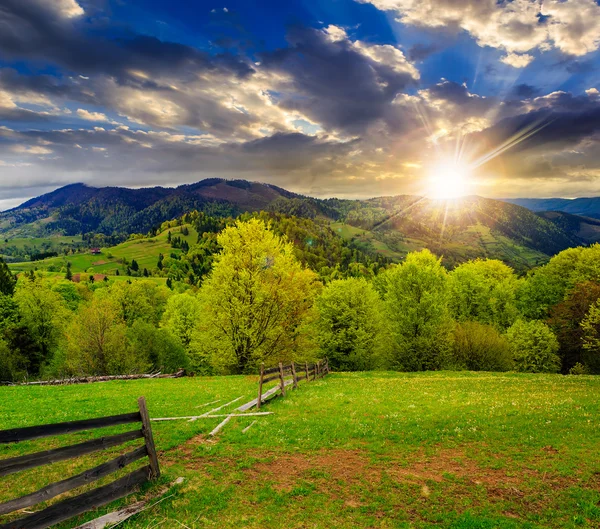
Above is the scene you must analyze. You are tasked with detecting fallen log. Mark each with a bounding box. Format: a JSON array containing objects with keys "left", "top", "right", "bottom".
[{"left": 4, "top": 369, "right": 186, "bottom": 387}]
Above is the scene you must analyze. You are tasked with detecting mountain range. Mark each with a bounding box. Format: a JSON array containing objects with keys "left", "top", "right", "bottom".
[{"left": 2, "top": 179, "right": 599, "bottom": 272}]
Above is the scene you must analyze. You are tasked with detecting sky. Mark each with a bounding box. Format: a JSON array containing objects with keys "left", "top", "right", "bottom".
[{"left": 0, "top": 0, "right": 600, "bottom": 209}]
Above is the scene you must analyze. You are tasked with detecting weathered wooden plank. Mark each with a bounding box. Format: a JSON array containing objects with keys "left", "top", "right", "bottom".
[
  {"left": 262, "top": 366, "right": 280, "bottom": 375},
  {"left": 291, "top": 363, "right": 298, "bottom": 389},
  {"left": 199, "top": 397, "right": 243, "bottom": 418},
  {"left": 137, "top": 397, "right": 159, "bottom": 479},
  {"left": 0, "top": 430, "right": 143, "bottom": 477},
  {"left": 0, "top": 466, "right": 151, "bottom": 529},
  {"left": 0, "top": 413, "right": 141, "bottom": 444},
  {"left": 237, "top": 380, "right": 293, "bottom": 412},
  {"left": 278, "top": 363, "right": 286, "bottom": 397},
  {"left": 261, "top": 374, "right": 280, "bottom": 384},
  {"left": 0, "top": 446, "right": 147, "bottom": 516},
  {"left": 208, "top": 416, "right": 232, "bottom": 437}
]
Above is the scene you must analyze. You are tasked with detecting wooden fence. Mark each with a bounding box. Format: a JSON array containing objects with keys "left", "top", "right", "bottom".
[
  {"left": 255, "top": 359, "right": 330, "bottom": 410},
  {"left": 0, "top": 397, "right": 159, "bottom": 529}
]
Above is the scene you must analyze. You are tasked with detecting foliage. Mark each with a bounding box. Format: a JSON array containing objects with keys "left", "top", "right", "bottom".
[
  {"left": 381, "top": 250, "right": 452, "bottom": 371},
  {"left": 547, "top": 281, "right": 600, "bottom": 373},
  {"left": 127, "top": 321, "right": 189, "bottom": 373},
  {"left": 314, "top": 278, "right": 386, "bottom": 371},
  {"left": 0, "top": 257, "right": 16, "bottom": 296},
  {"left": 63, "top": 296, "right": 145, "bottom": 376},
  {"left": 448, "top": 321, "right": 513, "bottom": 371},
  {"left": 448, "top": 259, "right": 520, "bottom": 330},
  {"left": 569, "top": 362, "right": 590, "bottom": 375},
  {"left": 517, "top": 244, "right": 600, "bottom": 319},
  {"left": 196, "top": 219, "right": 321, "bottom": 374},
  {"left": 581, "top": 300, "right": 600, "bottom": 374},
  {"left": 505, "top": 320, "right": 561, "bottom": 373}
]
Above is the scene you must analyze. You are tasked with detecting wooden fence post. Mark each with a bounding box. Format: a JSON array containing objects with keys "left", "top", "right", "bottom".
[
  {"left": 325, "top": 358, "right": 330, "bottom": 374},
  {"left": 313, "top": 362, "right": 317, "bottom": 381},
  {"left": 138, "top": 397, "right": 160, "bottom": 479},
  {"left": 257, "top": 363, "right": 264, "bottom": 410},
  {"left": 291, "top": 362, "right": 298, "bottom": 389},
  {"left": 278, "top": 362, "right": 286, "bottom": 397},
  {"left": 305, "top": 362, "right": 310, "bottom": 383}
]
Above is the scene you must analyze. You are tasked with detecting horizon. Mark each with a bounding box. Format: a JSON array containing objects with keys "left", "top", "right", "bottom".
[
  {"left": 1, "top": 0, "right": 600, "bottom": 209},
  {"left": 1, "top": 178, "right": 594, "bottom": 213}
]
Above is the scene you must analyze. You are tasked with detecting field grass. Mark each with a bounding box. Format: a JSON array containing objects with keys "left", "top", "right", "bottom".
[
  {"left": 8, "top": 225, "right": 198, "bottom": 275},
  {"left": 1, "top": 372, "right": 599, "bottom": 528}
]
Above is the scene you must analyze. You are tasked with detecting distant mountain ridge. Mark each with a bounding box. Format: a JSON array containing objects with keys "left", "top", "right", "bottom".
[
  {"left": 0, "top": 179, "right": 594, "bottom": 271},
  {"left": 502, "top": 197, "right": 600, "bottom": 219}
]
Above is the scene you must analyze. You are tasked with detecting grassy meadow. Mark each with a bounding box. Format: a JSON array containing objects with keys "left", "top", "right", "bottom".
[
  {"left": 7, "top": 225, "right": 198, "bottom": 275},
  {"left": 1, "top": 372, "right": 599, "bottom": 528}
]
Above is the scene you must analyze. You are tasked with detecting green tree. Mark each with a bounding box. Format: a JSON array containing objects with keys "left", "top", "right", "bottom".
[
  {"left": 505, "top": 320, "right": 561, "bottom": 373},
  {"left": 382, "top": 249, "right": 452, "bottom": 371},
  {"left": 130, "top": 259, "right": 139, "bottom": 272},
  {"left": 161, "top": 293, "right": 202, "bottom": 351},
  {"left": 581, "top": 300, "right": 600, "bottom": 373},
  {"left": 0, "top": 257, "right": 16, "bottom": 296},
  {"left": 14, "top": 279, "right": 69, "bottom": 373},
  {"left": 517, "top": 244, "right": 600, "bottom": 319},
  {"left": 196, "top": 219, "right": 320, "bottom": 373},
  {"left": 127, "top": 320, "right": 188, "bottom": 373},
  {"left": 64, "top": 296, "right": 145, "bottom": 375},
  {"left": 65, "top": 261, "right": 73, "bottom": 281},
  {"left": 314, "top": 278, "right": 385, "bottom": 371},
  {"left": 448, "top": 259, "right": 520, "bottom": 330}
]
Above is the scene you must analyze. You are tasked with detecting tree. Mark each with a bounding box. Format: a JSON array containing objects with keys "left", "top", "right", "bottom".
[
  {"left": 161, "top": 293, "right": 202, "bottom": 350},
  {"left": 517, "top": 244, "right": 600, "bottom": 319},
  {"left": 581, "top": 300, "right": 600, "bottom": 373},
  {"left": 505, "top": 320, "right": 561, "bottom": 373},
  {"left": 0, "top": 257, "right": 16, "bottom": 296},
  {"left": 382, "top": 249, "right": 452, "bottom": 371},
  {"left": 130, "top": 259, "right": 139, "bottom": 272},
  {"left": 314, "top": 278, "right": 386, "bottom": 371},
  {"left": 64, "top": 296, "right": 145, "bottom": 375},
  {"left": 448, "top": 259, "right": 520, "bottom": 330},
  {"left": 547, "top": 281, "right": 600, "bottom": 373},
  {"left": 14, "top": 279, "right": 69, "bottom": 374},
  {"left": 127, "top": 320, "right": 188, "bottom": 373},
  {"left": 196, "top": 219, "right": 320, "bottom": 373},
  {"left": 102, "top": 280, "right": 170, "bottom": 326},
  {"left": 65, "top": 261, "right": 73, "bottom": 281}
]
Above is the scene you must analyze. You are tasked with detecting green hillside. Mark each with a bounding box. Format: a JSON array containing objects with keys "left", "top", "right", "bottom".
[{"left": 8, "top": 225, "right": 198, "bottom": 276}]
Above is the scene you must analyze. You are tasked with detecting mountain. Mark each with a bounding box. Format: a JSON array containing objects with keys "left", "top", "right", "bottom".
[
  {"left": 0, "top": 180, "right": 590, "bottom": 272},
  {"left": 536, "top": 211, "right": 600, "bottom": 244},
  {"left": 502, "top": 197, "right": 600, "bottom": 220}
]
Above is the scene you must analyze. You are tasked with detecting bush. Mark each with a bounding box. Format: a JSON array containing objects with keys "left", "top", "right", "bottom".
[
  {"left": 581, "top": 300, "right": 600, "bottom": 373},
  {"left": 569, "top": 362, "right": 590, "bottom": 375},
  {"left": 314, "top": 277, "right": 386, "bottom": 371},
  {"left": 448, "top": 321, "right": 513, "bottom": 371},
  {"left": 505, "top": 320, "right": 561, "bottom": 373}
]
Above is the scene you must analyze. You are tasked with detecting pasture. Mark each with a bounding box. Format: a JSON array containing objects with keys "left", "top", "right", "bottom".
[{"left": 0, "top": 372, "right": 599, "bottom": 528}]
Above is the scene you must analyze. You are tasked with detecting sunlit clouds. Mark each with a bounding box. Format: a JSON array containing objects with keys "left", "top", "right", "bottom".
[{"left": 0, "top": 0, "right": 599, "bottom": 208}]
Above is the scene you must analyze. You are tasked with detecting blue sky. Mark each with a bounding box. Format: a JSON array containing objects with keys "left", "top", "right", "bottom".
[{"left": 0, "top": 0, "right": 599, "bottom": 208}]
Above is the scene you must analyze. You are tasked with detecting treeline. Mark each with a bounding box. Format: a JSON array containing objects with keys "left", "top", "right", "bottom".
[{"left": 1, "top": 219, "right": 600, "bottom": 382}]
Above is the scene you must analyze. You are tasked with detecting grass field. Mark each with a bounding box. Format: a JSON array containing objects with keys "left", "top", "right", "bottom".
[{"left": 1, "top": 372, "right": 599, "bottom": 528}]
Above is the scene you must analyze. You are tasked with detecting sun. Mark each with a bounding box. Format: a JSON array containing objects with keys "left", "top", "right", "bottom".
[{"left": 427, "top": 159, "right": 472, "bottom": 200}]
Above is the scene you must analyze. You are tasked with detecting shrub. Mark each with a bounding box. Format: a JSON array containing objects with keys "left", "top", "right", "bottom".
[
  {"left": 505, "top": 320, "right": 561, "bottom": 373},
  {"left": 581, "top": 300, "right": 600, "bottom": 374},
  {"left": 448, "top": 321, "right": 513, "bottom": 371},
  {"left": 569, "top": 362, "right": 590, "bottom": 375}
]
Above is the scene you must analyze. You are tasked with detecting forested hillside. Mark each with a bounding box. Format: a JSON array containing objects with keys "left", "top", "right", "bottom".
[{"left": 0, "top": 180, "right": 591, "bottom": 272}]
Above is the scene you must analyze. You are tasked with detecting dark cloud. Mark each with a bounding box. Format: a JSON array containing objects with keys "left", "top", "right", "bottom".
[
  {"left": 0, "top": 0, "right": 253, "bottom": 81},
  {"left": 260, "top": 25, "right": 418, "bottom": 134},
  {"left": 511, "top": 83, "right": 540, "bottom": 98},
  {"left": 407, "top": 43, "right": 439, "bottom": 61}
]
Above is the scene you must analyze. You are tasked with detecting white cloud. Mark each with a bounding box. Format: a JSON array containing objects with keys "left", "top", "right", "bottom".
[
  {"left": 54, "top": 0, "right": 84, "bottom": 18},
  {"left": 357, "top": 0, "right": 600, "bottom": 60},
  {"left": 76, "top": 109, "right": 110, "bottom": 122},
  {"left": 500, "top": 53, "right": 534, "bottom": 68}
]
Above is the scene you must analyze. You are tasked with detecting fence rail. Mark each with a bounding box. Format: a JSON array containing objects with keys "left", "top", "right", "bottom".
[
  {"left": 256, "top": 359, "right": 329, "bottom": 410},
  {"left": 0, "top": 397, "right": 159, "bottom": 529}
]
